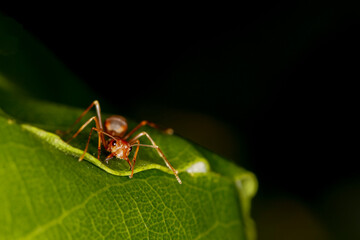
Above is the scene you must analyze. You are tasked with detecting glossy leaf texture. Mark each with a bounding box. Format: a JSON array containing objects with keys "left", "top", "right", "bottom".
[{"left": 0, "top": 13, "right": 257, "bottom": 240}]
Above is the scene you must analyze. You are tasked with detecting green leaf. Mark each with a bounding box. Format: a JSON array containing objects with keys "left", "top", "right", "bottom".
[
  {"left": 0, "top": 13, "right": 257, "bottom": 240},
  {"left": 0, "top": 83, "right": 257, "bottom": 240}
]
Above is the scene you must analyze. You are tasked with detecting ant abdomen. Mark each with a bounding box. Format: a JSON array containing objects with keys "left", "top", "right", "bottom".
[{"left": 104, "top": 115, "right": 128, "bottom": 138}]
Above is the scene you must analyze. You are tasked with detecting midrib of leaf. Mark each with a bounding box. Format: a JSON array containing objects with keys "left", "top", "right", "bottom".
[{"left": 21, "top": 124, "right": 210, "bottom": 178}]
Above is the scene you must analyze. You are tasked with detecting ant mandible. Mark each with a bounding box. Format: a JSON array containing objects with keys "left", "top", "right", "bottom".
[{"left": 62, "top": 100, "right": 182, "bottom": 184}]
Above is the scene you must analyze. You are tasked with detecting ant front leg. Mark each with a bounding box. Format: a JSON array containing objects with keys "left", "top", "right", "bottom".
[
  {"left": 78, "top": 127, "right": 117, "bottom": 161},
  {"left": 123, "top": 120, "right": 173, "bottom": 140},
  {"left": 129, "top": 132, "right": 182, "bottom": 184}
]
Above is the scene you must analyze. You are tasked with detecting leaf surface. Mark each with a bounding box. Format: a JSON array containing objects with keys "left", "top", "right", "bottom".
[{"left": 0, "top": 13, "right": 257, "bottom": 240}]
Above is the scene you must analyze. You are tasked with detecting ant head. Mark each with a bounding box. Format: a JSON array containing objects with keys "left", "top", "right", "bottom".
[
  {"left": 106, "top": 139, "right": 119, "bottom": 152},
  {"left": 106, "top": 138, "right": 132, "bottom": 159}
]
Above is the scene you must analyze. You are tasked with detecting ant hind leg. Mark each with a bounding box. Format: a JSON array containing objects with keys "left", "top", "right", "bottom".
[
  {"left": 123, "top": 120, "right": 173, "bottom": 140},
  {"left": 57, "top": 100, "right": 104, "bottom": 137}
]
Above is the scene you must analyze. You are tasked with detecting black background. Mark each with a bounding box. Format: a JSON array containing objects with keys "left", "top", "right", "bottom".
[{"left": 2, "top": 2, "right": 359, "bottom": 239}]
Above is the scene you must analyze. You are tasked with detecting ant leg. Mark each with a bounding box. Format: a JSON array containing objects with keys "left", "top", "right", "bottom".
[
  {"left": 129, "top": 140, "right": 140, "bottom": 178},
  {"left": 123, "top": 120, "right": 173, "bottom": 140},
  {"left": 57, "top": 100, "right": 104, "bottom": 137},
  {"left": 105, "top": 152, "right": 132, "bottom": 167},
  {"left": 79, "top": 127, "right": 97, "bottom": 161},
  {"left": 67, "top": 116, "right": 103, "bottom": 159},
  {"left": 79, "top": 127, "right": 116, "bottom": 161},
  {"left": 67, "top": 116, "right": 98, "bottom": 142},
  {"left": 129, "top": 132, "right": 182, "bottom": 184},
  {"left": 105, "top": 152, "right": 115, "bottom": 164}
]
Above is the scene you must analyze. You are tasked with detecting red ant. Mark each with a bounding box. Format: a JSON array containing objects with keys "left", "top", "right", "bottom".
[{"left": 61, "top": 100, "right": 182, "bottom": 184}]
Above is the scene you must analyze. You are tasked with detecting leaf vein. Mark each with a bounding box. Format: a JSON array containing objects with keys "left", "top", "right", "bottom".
[
  {"left": 142, "top": 180, "right": 188, "bottom": 240},
  {"left": 108, "top": 186, "right": 132, "bottom": 240},
  {"left": 125, "top": 187, "right": 149, "bottom": 240}
]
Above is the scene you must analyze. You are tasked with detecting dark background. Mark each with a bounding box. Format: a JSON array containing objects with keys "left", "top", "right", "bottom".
[{"left": 2, "top": 2, "right": 359, "bottom": 239}]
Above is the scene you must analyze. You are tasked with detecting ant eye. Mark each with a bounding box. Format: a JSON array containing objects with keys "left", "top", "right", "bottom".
[
  {"left": 112, "top": 141, "right": 117, "bottom": 146},
  {"left": 129, "top": 146, "right": 132, "bottom": 152}
]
